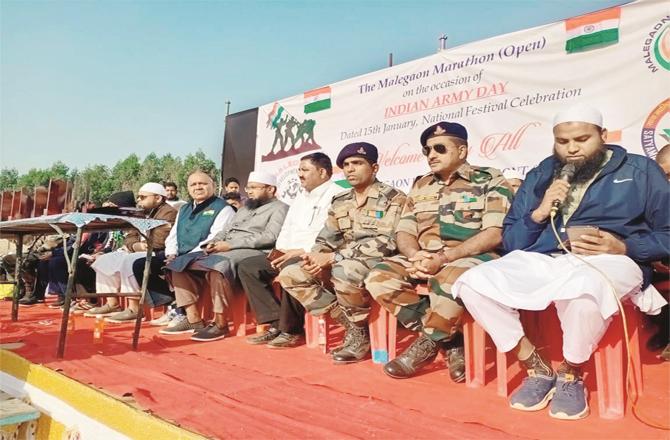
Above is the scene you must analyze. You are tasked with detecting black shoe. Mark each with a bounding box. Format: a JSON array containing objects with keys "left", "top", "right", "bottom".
[
  {"left": 442, "top": 333, "right": 466, "bottom": 383},
  {"left": 331, "top": 322, "right": 370, "bottom": 364},
  {"left": 647, "top": 331, "right": 669, "bottom": 352},
  {"left": 18, "top": 296, "right": 44, "bottom": 307},
  {"left": 191, "top": 323, "right": 230, "bottom": 342},
  {"left": 383, "top": 334, "right": 439, "bottom": 379},
  {"left": 246, "top": 328, "right": 281, "bottom": 345}
]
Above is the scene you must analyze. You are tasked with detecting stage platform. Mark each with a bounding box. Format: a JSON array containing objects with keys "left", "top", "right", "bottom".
[{"left": 1, "top": 299, "right": 668, "bottom": 439}]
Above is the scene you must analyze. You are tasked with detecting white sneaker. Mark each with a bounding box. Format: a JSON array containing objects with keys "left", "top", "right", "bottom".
[
  {"left": 148, "top": 309, "right": 177, "bottom": 326},
  {"left": 166, "top": 314, "right": 187, "bottom": 329}
]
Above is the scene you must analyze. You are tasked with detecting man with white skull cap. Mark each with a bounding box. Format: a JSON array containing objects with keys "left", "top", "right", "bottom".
[
  {"left": 85, "top": 182, "right": 178, "bottom": 322},
  {"left": 161, "top": 170, "right": 289, "bottom": 342},
  {"left": 452, "top": 104, "right": 669, "bottom": 420}
]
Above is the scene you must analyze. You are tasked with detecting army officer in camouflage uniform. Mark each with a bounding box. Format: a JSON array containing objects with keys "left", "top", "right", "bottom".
[
  {"left": 278, "top": 142, "right": 407, "bottom": 364},
  {"left": 365, "top": 122, "right": 513, "bottom": 381}
]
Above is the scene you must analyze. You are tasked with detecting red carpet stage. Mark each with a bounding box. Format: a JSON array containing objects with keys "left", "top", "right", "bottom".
[{"left": 1, "top": 300, "right": 668, "bottom": 439}]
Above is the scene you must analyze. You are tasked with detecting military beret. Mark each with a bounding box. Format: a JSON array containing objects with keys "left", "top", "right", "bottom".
[
  {"left": 336, "top": 142, "right": 378, "bottom": 168},
  {"left": 420, "top": 121, "right": 468, "bottom": 146}
]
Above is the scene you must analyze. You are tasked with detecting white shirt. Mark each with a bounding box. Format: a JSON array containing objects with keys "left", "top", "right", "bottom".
[
  {"left": 275, "top": 180, "right": 343, "bottom": 251},
  {"left": 164, "top": 202, "right": 235, "bottom": 256},
  {"left": 166, "top": 199, "right": 187, "bottom": 210}
]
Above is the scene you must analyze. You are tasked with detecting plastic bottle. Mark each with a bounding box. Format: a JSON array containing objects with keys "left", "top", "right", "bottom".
[
  {"left": 318, "top": 317, "right": 326, "bottom": 352},
  {"left": 67, "top": 311, "right": 76, "bottom": 332},
  {"left": 93, "top": 315, "right": 104, "bottom": 344}
]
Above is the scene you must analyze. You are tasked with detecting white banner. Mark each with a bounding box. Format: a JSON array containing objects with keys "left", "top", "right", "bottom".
[{"left": 255, "top": 0, "right": 669, "bottom": 202}]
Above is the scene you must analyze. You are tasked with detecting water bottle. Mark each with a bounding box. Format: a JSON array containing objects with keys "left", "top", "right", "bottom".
[
  {"left": 93, "top": 315, "right": 104, "bottom": 344},
  {"left": 318, "top": 317, "right": 326, "bottom": 352},
  {"left": 67, "top": 311, "right": 76, "bottom": 332}
]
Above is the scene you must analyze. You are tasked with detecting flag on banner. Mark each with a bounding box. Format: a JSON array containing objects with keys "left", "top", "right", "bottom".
[
  {"left": 267, "top": 103, "right": 285, "bottom": 128},
  {"left": 565, "top": 7, "right": 621, "bottom": 53},
  {"left": 304, "top": 86, "right": 331, "bottom": 114}
]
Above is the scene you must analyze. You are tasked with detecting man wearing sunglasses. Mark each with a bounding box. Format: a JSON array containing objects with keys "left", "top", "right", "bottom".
[
  {"left": 279, "top": 142, "right": 407, "bottom": 363},
  {"left": 365, "top": 122, "right": 512, "bottom": 381},
  {"left": 86, "top": 182, "right": 177, "bottom": 322}
]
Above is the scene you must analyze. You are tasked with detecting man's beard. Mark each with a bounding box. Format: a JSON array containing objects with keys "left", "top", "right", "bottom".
[
  {"left": 554, "top": 148, "right": 607, "bottom": 184},
  {"left": 245, "top": 197, "right": 265, "bottom": 209}
]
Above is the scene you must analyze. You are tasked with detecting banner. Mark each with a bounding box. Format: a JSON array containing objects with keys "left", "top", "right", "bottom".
[{"left": 255, "top": 0, "right": 669, "bottom": 202}]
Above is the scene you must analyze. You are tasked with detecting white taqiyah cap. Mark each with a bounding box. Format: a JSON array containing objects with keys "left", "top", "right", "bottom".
[
  {"left": 248, "top": 171, "right": 277, "bottom": 186},
  {"left": 552, "top": 104, "right": 603, "bottom": 128},
  {"left": 503, "top": 169, "right": 524, "bottom": 181},
  {"left": 139, "top": 182, "right": 167, "bottom": 197}
]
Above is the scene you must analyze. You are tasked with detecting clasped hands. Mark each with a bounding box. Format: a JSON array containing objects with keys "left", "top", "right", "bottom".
[{"left": 406, "top": 250, "right": 454, "bottom": 279}]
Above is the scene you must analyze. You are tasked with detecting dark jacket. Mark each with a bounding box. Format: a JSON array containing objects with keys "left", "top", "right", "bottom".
[
  {"left": 124, "top": 202, "right": 177, "bottom": 251},
  {"left": 503, "top": 145, "right": 670, "bottom": 288}
]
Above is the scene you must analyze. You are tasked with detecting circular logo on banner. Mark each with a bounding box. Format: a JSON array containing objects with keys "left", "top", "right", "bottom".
[
  {"left": 654, "top": 26, "right": 670, "bottom": 71},
  {"left": 640, "top": 99, "right": 670, "bottom": 159},
  {"left": 276, "top": 167, "right": 301, "bottom": 201},
  {"left": 642, "top": 21, "right": 670, "bottom": 73}
]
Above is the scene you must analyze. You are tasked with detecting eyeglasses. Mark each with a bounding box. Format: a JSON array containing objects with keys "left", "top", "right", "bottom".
[
  {"left": 136, "top": 195, "right": 153, "bottom": 200},
  {"left": 421, "top": 144, "right": 465, "bottom": 156},
  {"left": 422, "top": 144, "right": 451, "bottom": 156}
]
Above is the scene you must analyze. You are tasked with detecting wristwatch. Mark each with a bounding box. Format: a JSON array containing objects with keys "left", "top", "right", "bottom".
[{"left": 332, "top": 252, "right": 344, "bottom": 263}]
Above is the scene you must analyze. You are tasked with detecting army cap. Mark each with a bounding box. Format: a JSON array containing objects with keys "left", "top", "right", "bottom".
[
  {"left": 420, "top": 121, "right": 468, "bottom": 146},
  {"left": 336, "top": 142, "right": 378, "bottom": 168}
]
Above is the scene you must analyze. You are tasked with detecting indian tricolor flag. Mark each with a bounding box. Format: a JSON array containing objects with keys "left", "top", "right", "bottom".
[
  {"left": 304, "top": 86, "right": 331, "bottom": 114},
  {"left": 565, "top": 7, "right": 621, "bottom": 53},
  {"left": 267, "top": 102, "right": 285, "bottom": 128}
]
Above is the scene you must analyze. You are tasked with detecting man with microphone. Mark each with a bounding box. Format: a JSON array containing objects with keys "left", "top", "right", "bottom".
[{"left": 452, "top": 104, "right": 669, "bottom": 420}]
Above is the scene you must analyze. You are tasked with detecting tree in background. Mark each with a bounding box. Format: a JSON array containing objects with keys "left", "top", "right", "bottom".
[
  {"left": 0, "top": 150, "right": 220, "bottom": 205},
  {"left": 0, "top": 169, "right": 18, "bottom": 190},
  {"left": 179, "top": 150, "right": 219, "bottom": 191},
  {"left": 72, "top": 165, "right": 115, "bottom": 204}
]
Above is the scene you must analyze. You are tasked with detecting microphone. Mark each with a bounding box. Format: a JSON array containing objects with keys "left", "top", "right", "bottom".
[{"left": 550, "top": 163, "right": 576, "bottom": 216}]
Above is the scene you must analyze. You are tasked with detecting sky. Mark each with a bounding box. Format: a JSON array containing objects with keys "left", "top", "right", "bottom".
[{"left": 1, "top": 0, "right": 629, "bottom": 174}]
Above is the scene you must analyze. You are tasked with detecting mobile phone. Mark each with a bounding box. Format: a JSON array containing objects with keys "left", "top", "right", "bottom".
[
  {"left": 566, "top": 225, "right": 600, "bottom": 244},
  {"left": 267, "top": 248, "right": 285, "bottom": 262}
]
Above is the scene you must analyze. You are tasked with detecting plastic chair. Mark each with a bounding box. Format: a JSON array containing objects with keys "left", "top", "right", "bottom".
[{"left": 466, "top": 303, "right": 643, "bottom": 419}]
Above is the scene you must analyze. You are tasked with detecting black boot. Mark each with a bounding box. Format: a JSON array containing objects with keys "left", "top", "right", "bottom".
[
  {"left": 328, "top": 306, "right": 353, "bottom": 355},
  {"left": 441, "top": 332, "right": 466, "bottom": 383},
  {"left": 383, "top": 334, "right": 439, "bottom": 379},
  {"left": 331, "top": 320, "right": 370, "bottom": 364}
]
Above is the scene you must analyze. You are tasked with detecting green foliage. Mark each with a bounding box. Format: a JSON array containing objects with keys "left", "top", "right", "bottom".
[
  {"left": 1, "top": 151, "right": 219, "bottom": 205},
  {"left": 0, "top": 168, "right": 19, "bottom": 190}
]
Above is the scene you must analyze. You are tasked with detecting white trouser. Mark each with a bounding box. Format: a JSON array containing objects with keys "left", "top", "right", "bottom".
[
  {"left": 453, "top": 251, "right": 667, "bottom": 364},
  {"left": 93, "top": 252, "right": 144, "bottom": 294},
  {"left": 458, "top": 285, "right": 610, "bottom": 363}
]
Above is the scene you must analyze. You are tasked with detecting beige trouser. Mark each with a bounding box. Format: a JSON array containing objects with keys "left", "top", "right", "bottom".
[{"left": 171, "top": 260, "right": 232, "bottom": 315}]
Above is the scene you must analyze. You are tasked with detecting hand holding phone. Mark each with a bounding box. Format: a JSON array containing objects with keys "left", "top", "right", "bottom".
[
  {"left": 567, "top": 226, "right": 627, "bottom": 256},
  {"left": 566, "top": 225, "right": 600, "bottom": 245}
]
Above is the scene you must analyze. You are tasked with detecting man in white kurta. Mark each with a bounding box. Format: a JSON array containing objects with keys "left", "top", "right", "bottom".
[
  {"left": 452, "top": 105, "right": 669, "bottom": 420},
  {"left": 239, "top": 152, "right": 343, "bottom": 347}
]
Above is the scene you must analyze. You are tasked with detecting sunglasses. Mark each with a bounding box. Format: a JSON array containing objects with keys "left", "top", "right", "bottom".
[{"left": 421, "top": 143, "right": 465, "bottom": 156}]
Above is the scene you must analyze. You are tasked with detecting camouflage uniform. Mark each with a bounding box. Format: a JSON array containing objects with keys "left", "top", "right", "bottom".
[
  {"left": 278, "top": 180, "right": 406, "bottom": 324},
  {"left": 365, "top": 163, "right": 512, "bottom": 341}
]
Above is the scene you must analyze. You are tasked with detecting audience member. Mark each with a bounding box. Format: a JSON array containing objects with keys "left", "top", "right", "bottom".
[
  {"left": 241, "top": 152, "right": 342, "bottom": 348},
  {"left": 452, "top": 104, "right": 669, "bottom": 420},
  {"left": 365, "top": 122, "right": 512, "bottom": 381},
  {"left": 279, "top": 142, "right": 406, "bottom": 363}
]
